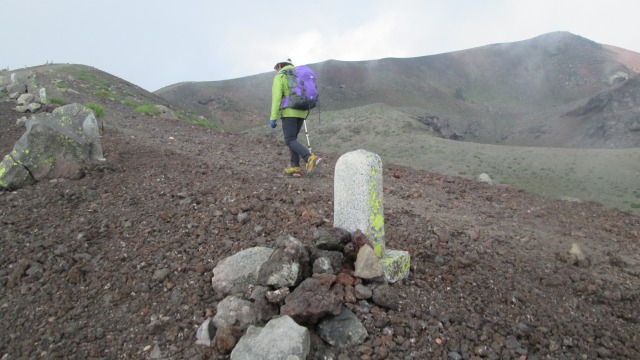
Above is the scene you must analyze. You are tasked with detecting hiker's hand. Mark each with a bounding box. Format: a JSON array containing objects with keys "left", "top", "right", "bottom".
[{"left": 269, "top": 120, "right": 277, "bottom": 128}]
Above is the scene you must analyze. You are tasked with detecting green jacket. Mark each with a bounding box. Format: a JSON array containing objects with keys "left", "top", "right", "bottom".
[{"left": 270, "top": 65, "right": 309, "bottom": 121}]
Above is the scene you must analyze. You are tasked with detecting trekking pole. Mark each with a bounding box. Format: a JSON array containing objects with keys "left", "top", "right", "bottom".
[{"left": 303, "top": 118, "right": 312, "bottom": 153}]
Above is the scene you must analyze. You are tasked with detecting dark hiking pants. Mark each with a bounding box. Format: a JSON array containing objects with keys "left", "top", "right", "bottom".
[{"left": 282, "top": 117, "right": 311, "bottom": 168}]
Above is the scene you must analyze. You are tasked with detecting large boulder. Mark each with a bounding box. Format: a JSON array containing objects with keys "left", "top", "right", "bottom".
[{"left": 0, "top": 103, "right": 105, "bottom": 190}]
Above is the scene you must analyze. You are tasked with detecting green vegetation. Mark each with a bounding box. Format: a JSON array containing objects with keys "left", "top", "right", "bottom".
[
  {"left": 85, "top": 102, "right": 105, "bottom": 118},
  {"left": 95, "top": 89, "right": 116, "bottom": 100},
  {"left": 73, "top": 69, "right": 110, "bottom": 90},
  {"left": 55, "top": 82, "right": 67, "bottom": 89},
  {"left": 49, "top": 98, "right": 66, "bottom": 106},
  {"left": 94, "top": 89, "right": 137, "bottom": 107},
  {"left": 168, "top": 110, "right": 223, "bottom": 129},
  {"left": 134, "top": 103, "right": 161, "bottom": 116}
]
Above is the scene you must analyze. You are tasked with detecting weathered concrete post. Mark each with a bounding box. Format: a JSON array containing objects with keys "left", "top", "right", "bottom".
[
  {"left": 334, "top": 149, "right": 410, "bottom": 283},
  {"left": 39, "top": 88, "right": 47, "bottom": 104}
]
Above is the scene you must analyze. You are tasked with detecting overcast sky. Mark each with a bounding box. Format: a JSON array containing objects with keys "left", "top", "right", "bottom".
[{"left": 4, "top": 0, "right": 639, "bottom": 91}]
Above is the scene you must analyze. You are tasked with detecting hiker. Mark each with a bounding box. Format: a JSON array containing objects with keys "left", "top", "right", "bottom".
[{"left": 270, "top": 58, "right": 321, "bottom": 177}]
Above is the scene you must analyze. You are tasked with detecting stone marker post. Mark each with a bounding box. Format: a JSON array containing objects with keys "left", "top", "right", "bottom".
[
  {"left": 11, "top": 73, "right": 16, "bottom": 83},
  {"left": 334, "top": 149, "right": 410, "bottom": 283},
  {"left": 39, "top": 88, "right": 47, "bottom": 104}
]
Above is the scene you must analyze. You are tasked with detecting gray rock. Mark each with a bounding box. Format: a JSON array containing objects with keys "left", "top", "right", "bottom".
[
  {"left": 154, "top": 104, "right": 177, "bottom": 119},
  {"left": 149, "top": 344, "right": 163, "bottom": 359},
  {"left": 312, "top": 257, "right": 334, "bottom": 274},
  {"left": 314, "top": 227, "right": 351, "bottom": 251},
  {"left": 354, "top": 244, "right": 384, "bottom": 279},
  {"left": 0, "top": 103, "right": 106, "bottom": 190},
  {"left": 195, "top": 318, "right": 216, "bottom": 347},
  {"left": 354, "top": 284, "right": 373, "bottom": 300},
  {"left": 257, "top": 235, "right": 309, "bottom": 288},
  {"left": 211, "top": 247, "right": 273, "bottom": 300},
  {"left": 152, "top": 268, "right": 170, "bottom": 282},
  {"left": 265, "top": 287, "right": 290, "bottom": 303},
  {"left": 237, "top": 212, "right": 249, "bottom": 224},
  {"left": 230, "top": 315, "right": 310, "bottom": 360},
  {"left": 249, "top": 286, "right": 279, "bottom": 322},
  {"left": 477, "top": 173, "right": 493, "bottom": 185},
  {"left": 27, "top": 102, "right": 41, "bottom": 112},
  {"left": 213, "top": 296, "right": 257, "bottom": 330},
  {"left": 6, "top": 82, "right": 26, "bottom": 95},
  {"left": 16, "top": 93, "right": 35, "bottom": 105},
  {"left": 309, "top": 249, "right": 344, "bottom": 274},
  {"left": 16, "top": 116, "right": 27, "bottom": 126},
  {"left": 372, "top": 284, "right": 400, "bottom": 310},
  {"left": 26, "top": 262, "right": 44, "bottom": 279},
  {"left": 317, "top": 306, "right": 368, "bottom": 348}
]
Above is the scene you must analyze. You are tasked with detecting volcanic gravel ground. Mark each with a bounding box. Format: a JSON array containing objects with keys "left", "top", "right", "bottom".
[{"left": 1, "top": 100, "right": 639, "bottom": 359}]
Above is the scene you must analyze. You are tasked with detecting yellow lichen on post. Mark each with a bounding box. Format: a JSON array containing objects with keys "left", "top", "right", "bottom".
[{"left": 367, "top": 154, "right": 385, "bottom": 256}]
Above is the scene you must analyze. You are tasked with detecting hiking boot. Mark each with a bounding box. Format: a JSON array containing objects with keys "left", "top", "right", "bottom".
[
  {"left": 284, "top": 166, "right": 302, "bottom": 177},
  {"left": 306, "top": 154, "right": 322, "bottom": 174}
]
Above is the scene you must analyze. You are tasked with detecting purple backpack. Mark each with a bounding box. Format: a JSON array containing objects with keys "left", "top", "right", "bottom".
[{"left": 280, "top": 65, "right": 318, "bottom": 110}]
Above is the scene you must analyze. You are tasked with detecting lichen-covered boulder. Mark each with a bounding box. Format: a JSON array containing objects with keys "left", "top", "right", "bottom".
[{"left": 0, "top": 103, "right": 105, "bottom": 190}]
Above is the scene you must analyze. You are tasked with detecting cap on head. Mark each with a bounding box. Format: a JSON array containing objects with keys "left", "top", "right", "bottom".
[{"left": 274, "top": 58, "right": 293, "bottom": 70}]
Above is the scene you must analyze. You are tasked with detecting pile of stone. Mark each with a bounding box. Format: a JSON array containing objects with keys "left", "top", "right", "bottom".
[
  {"left": 203, "top": 228, "right": 401, "bottom": 358},
  {"left": 0, "top": 72, "right": 46, "bottom": 113},
  {"left": 200, "top": 149, "right": 411, "bottom": 359}
]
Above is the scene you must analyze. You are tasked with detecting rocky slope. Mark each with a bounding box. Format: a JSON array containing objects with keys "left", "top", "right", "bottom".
[{"left": 1, "top": 96, "right": 639, "bottom": 359}]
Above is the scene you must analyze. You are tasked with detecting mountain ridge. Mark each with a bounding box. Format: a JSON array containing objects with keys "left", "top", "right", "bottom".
[{"left": 155, "top": 31, "right": 640, "bottom": 149}]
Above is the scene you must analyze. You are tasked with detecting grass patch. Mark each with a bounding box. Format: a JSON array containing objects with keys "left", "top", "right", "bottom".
[
  {"left": 74, "top": 70, "right": 110, "bottom": 90},
  {"left": 95, "top": 90, "right": 115, "bottom": 100},
  {"left": 134, "top": 103, "right": 161, "bottom": 116},
  {"left": 49, "top": 98, "right": 66, "bottom": 106},
  {"left": 94, "top": 90, "right": 138, "bottom": 106},
  {"left": 85, "top": 102, "right": 105, "bottom": 118}
]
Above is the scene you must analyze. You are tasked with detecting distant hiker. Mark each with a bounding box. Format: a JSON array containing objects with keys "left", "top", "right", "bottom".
[{"left": 270, "top": 58, "right": 321, "bottom": 177}]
